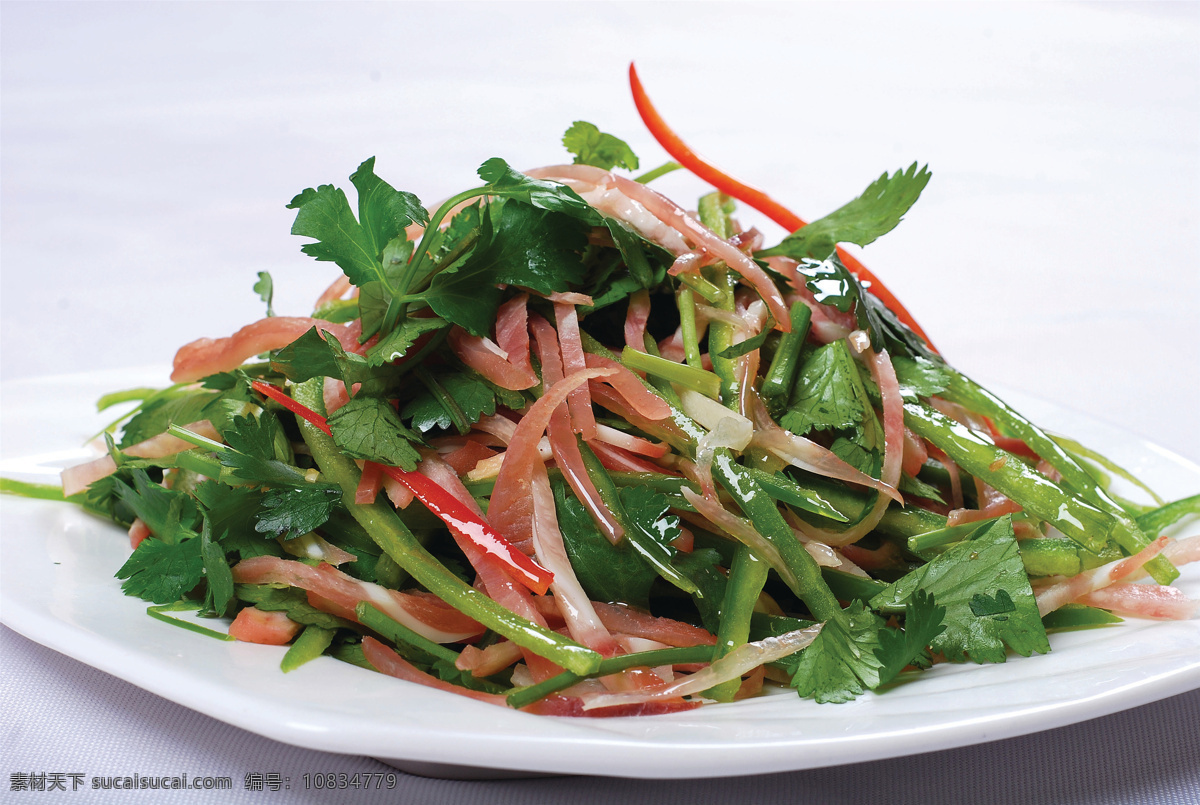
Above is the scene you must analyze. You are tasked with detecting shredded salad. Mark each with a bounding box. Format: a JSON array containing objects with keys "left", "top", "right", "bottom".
[{"left": 26, "top": 67, "right": 1200, "bottom": 716}]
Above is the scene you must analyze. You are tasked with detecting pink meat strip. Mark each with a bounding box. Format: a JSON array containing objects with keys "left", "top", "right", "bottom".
[
  {"left": 530, "top": 316, "right": 624, "bottom": 543},
  {"left": 1035, "top": 535, "right": 1170, "bottom": 616},
  {"left": 447, "top": 326, "right": 537, "bottom": 391},
  {"left": 1077, "top": 583, "right": 1198, "bottom": 620},
  {"left": 231, "top": 556, "right": 483, "bottom": 643},
  {"left": 171, "top": 317, "right": 360, "bottom": 383},
  {"left": 554, "top": 301, "right": 597, "bottom": 439},
  {"left": 61, "top": 420, "right": 222, "bottom": 497},
  {"left": 488, "top": 367, "right": 613, "bottom": 546}
]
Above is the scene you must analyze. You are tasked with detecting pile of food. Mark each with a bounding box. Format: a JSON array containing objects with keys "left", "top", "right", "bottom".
[{"left": 47, "top": 67, "right": 1199, "bottom": 716}]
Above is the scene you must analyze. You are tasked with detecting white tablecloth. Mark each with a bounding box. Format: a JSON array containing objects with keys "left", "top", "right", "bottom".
[{"left": 2, "top": 2, "right": 1197, "bottom": 802}]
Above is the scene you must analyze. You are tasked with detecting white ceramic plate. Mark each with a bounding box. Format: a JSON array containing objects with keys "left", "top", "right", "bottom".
[{"left": 2, "top": 369, "right": 1198, "bottom": 780}]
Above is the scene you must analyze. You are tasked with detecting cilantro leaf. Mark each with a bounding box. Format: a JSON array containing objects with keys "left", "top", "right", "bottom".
[
  {"left": 761, "top": 163, "right": 930, "bottom": 261},
  {"left": 200, "top": 521, "right": 235, "bottom": 616},
  {"left": 287, "top": 184, "right": 380, "bottom": 286},
  {"left": 425, "top": 202, "right": 589, "bottom": 335},
  {"left": 563, "top": 121, "right": 639, "bottom": 171},
  {"left": 271, "top": 327, "right": 369, "bottom": 385},
  {"left": 349, "top": 157, "right": 429, "bottom": 257},
  {"left": 110, "top": 469, "right": 201, "bottom": 544},
  {"left": 115, "top": 536, "right": 204, "bottom": 604},
  {"left": 366, "top": 314, "right": 448, "bottom": 367},
  {"left": 326, "top": 396, "right": 421, "bottom": 470},
  {"left": 555, "top": 481, "right": 662, "bottom": 609},
  {"left": 287, "top": 157, "right": 426, "bottom": 288},
  {"left": 789, "top": 601, "right": 885, "bottom": 703},
  {"left": 780, "top": 342, "right": 865, "bottom": 435},
  {"left": 191, "top": 482, "right": 282, "bottom": 560},
  {"left": 875, "top": 590, "right": 946, "bottom": 686},
  {"left": 476, "top": 158, "right": 601, "bottom": 224},
  {"left": 870, "top": 516, "right": 1050, "bottom": 663},
  {"left": 254, "top": 271, "right": 274, "bottom": 317},
  {"left": 401, "top": 370, "right": 501, "bottom": 433},
  {"left": 254, "top": 484, "right": 343, "bottom": 539}
]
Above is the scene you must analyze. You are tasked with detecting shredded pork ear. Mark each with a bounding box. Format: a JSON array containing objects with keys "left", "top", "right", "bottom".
[{"left": 171, "top": 317, "right": 362, "bottom": 383}]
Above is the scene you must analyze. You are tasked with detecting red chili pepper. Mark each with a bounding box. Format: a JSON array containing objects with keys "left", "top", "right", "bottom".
[
  {"left": 372, "top": 462, "right": 554, "bottom": 596},
  {"left": 251, "top": 380, "right": 332, "bottom": 435},
  {"left": 628, "top": 62, "right": 938, "bottom": 354},
  {"left": 249, "top": 380, "right": 554, "bottom": 594}
]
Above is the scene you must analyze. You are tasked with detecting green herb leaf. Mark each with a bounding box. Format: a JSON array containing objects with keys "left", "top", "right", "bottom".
[
  {"left": 780, "top": 342, "right": 865, "bottom": 435},
  {"left": 254, "top": 271, "right": 275, "bottom": 317},
  {"left": 870, "top": 516, "right": 1050, "bottom": 663},
  {"left": 401, "top": 370, "right": 502, "bottom": 433},
  {"left": 326, "top": 396, "right": 422, "bottom": 470},
  {"left": 761, "top": 163, "right": 930, "bottom": 261},
  {"left": 287, "top": 157, "right": 426, "bottom": 289},
  {"left": 349, "top": 157, "right": 428, "bottom": 257},
  {"left": 875, "top": 590, "right": 946, "bottom": 686},
  {"left": 254, "top": 484, "right": 343, "bottom": 539},
  {"left": 789, "top": 601, "right": 885, "bottom": 703},
  {"left": 555, "top": 482, "right": 662, "bottom": 609},
  {"left": 200, "top": 520, "right": 235, "bottom": 616},
  {"left": 476, "top": 158, "right": 601, "bottom": 224},
  {"left": 115, "top": 536, "right": 204, "bottom": 604},
  {"left": 563, "top": 121, "right": 639, "bottom": 171},
  {"left": 425, "top": 202, "right": 589, "bottom": 335}
]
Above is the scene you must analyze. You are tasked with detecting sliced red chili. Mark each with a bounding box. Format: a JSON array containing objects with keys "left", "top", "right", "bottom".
[
  {"left": 628, "top": 62, "right": 938, "bottom": 353},
  {"left": 249, "top": 380, "right": 553, "bottom": 594},
  {"left": 251, "top": 380, "right": 332, "bottom": 435},
  {"left": 373, "top": 463, "right": 554, "bottom": 596}
]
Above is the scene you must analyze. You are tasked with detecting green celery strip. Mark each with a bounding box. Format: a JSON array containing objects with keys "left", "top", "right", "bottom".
[
  {"left": 678, "top": 288, "right": 703, "bottom": 369},
  {"left": 355, "top": 603, "right": 459, "bottom": 666},
  {"left": 621, "top": 347, "right": 721, "bottom": 399},
  {"left": 1051, "top": 433, "right": 1165, "bottom": 506},
  {"left": 1042, "top": 603, "right": 1123, "bottom": 632},
  {"left": 744, "top": 466, "right": 849, "bottom": 522},
  {"left": 677, "top": 272, "right": 728, "bottom": 305},
  {"left": 941, "top": 372, "right": 1176, "bottom": 584},
  {"left": 633, "top": 160, "right": 682, "bottom": 184},
  {"left": 147, "top": 602, "right": 235, "bottom": 641},
  {"left": 291, "top": 378, "right": 601, "bottom": 676},
  {"left": 906, "top": 518, "right": 1002, "bottom": 557},
  {"left": 711, "top": 451, "right": 843, "bottom": 623},
  {"left": 1019, "top": 538, "right": 1118, "bottom": 578},
  {"left": 878, "top": 506, "right": 948, "bottom": 539},
  {"left": 1137, "top": 493, "right": 1200, "bottom": 536},
  {"left": 172, "top": 449, "right": 224, "bottom": 479},
  {"left": 281, "top": 625, "right": 336, "bottom": 673},
  {"left": 506, "top": 645, "right": 713, "bottom": 709},
  {"left": 706, "top": 547, "right": 769, "bottom": 702},
  {"left": 0, "top": 478, "right": 68, "bottom": 501},
  {"left": 760, "top": 301, "right": 813, "bottom": 415},
  {"left": 706, "top": 271, "right": 740, "bottom": 407},
  {"left": 821, "top": 567, "right": 888, "bottom": 602},
  {"left": 903, "top": 401, "right": 1114, "bottom": 554}
]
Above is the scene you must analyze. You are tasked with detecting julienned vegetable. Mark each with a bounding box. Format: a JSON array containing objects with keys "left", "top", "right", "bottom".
[{"left": 48, "top": 68, "right": 1200, "bottom": 715}]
